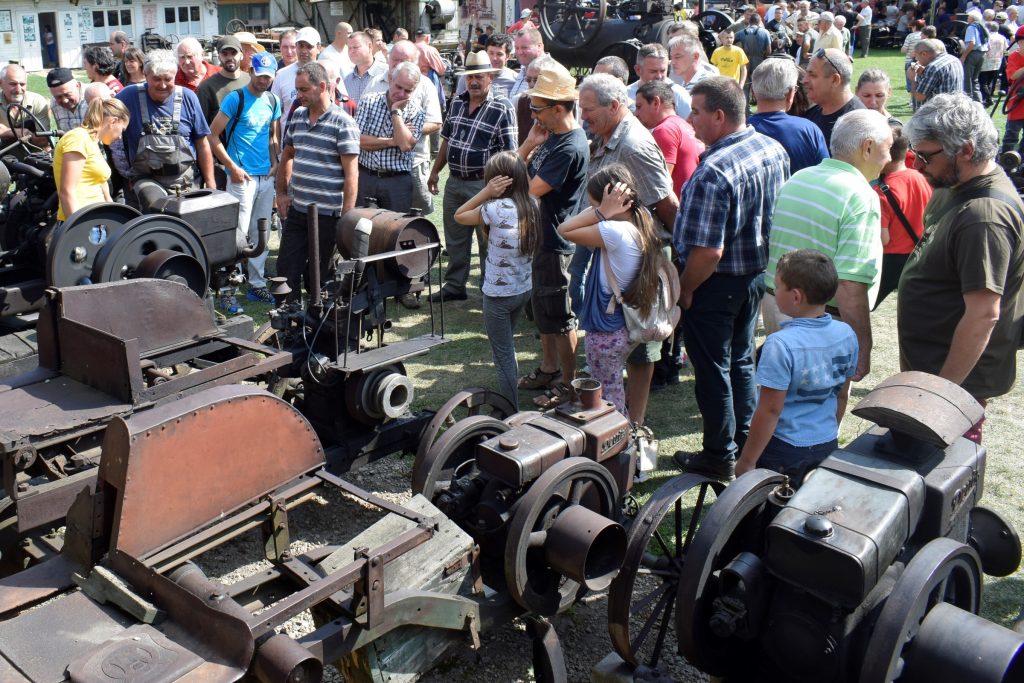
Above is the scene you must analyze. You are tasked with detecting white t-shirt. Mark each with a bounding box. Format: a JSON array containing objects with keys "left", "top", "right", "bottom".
[
  {"left": 361, "top": 74, "right": 442, "bottom": 166},
  {"left": 481, "top": 198, "right": 532, "bottom": 297},
  {"left": 858, "top": 6, "right": 872, "bottom": 27},
  {"left": 319, "top": 44, "right": 354, "bottom": 75},
  {"left": 598, "top": 220, "right": 642, "bottom": 296},
  {"left": 271, "top": 63, "right": 298, "bottom": 119}
]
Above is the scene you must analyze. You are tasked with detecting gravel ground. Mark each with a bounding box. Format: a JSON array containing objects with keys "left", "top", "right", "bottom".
[{"left": 194, "top": 450, "right": 709, "bottom": 683}]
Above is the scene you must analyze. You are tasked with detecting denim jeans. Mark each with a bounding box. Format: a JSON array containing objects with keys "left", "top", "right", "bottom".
[
  {"left": 441, "top": 176, "right": 487, "bottom": 295},
  {"left": 963, "top": 50, "right": 985, "bottom": 103},
  {"left": 483, "top": 290, "right": 532, "bottom": 409},
  {"left": 682, "top": 271, "right": 766, "bottom": 461},
  {"left": 1003, "top": 119, "right": 1024, "bottom": 155},
  {"left": 226, "top": 174, "right": 275, "bottom": 288},
  {"left": 567, "top": 245, "right": 592, "bottom": 317}
]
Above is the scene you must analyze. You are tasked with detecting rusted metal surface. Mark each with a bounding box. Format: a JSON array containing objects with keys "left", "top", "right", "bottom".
[
  {"left": 99, "top": 385, "right": 324, "bottom": 560},
  {"left": 0, "top": 555, "right": 75, "bottom": 618},
  {"left": 336, "top": 208, "right": 440, "bottom": 279}
]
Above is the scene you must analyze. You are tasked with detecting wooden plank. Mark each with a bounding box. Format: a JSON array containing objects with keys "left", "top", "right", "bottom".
[{"left": 326, "top": 495, "right": 477, "bottom": 683}]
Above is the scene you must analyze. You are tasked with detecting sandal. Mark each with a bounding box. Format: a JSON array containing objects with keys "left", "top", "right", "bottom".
[
  {"left": 533, "top": 381, "right": 576, "bottom": 409},
  {"left": 518, "top": 367, "right": 562, "bottom": 390}
]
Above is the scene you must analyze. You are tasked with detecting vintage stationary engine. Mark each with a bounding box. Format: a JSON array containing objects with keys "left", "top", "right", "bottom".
[
  {"left": 413, "top": 378, "right": 634, "bottom": 616},
  {"left": 607, "top": 372, "right": 1024, "bottom": 681}
]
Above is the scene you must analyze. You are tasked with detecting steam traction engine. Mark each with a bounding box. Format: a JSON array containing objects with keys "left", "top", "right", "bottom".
[{"left": 605, "top": 372, "right": 1024, "bottom": 682}]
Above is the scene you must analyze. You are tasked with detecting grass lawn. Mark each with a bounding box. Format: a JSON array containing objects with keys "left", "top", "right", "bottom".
[{"left": 29, "top": 53, "right": 1024, "bottom": 627}]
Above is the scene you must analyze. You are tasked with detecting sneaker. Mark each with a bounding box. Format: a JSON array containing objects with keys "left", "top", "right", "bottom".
[
  {"left": 673, "top": 450, "right": 735, "bottom": 481},
  {"left": 246, "top": 287, "right": 275, "bottom": 304},
  {"left": 398, "top": 292, "right": 421, "bottom": 309}
]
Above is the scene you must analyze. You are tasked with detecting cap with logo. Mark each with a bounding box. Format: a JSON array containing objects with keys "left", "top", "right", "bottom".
[{"left": 251, "top": 52, "right": 278, "bottom": 76}]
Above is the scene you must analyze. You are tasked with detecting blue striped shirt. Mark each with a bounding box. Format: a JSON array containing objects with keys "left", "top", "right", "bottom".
[
  {"left": 283, "top": 104, "right": 361, "bottom": 215},
  {"left": 674, "top": 125, "right": 790, "bottom": 275}
]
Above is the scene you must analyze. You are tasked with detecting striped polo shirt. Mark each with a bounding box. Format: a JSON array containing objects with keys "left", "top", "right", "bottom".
[
  {"left": 767, "top": 158, "right": 882, "bottom": 307},
  {"left": 283, "top": 104, "right": 361, "bottom": 215}
]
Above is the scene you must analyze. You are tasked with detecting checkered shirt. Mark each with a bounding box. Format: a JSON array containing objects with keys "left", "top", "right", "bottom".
[
  {"left": 442, "top": 88, "right": 518, "bottom": 177},
  {"left": 51, "top": 93, "right": 88, "bottom": 132},
  {"left": 344, "top": 61, "right": 387, "bottom": 108},
  {"left": 916, "top": 53, "right": 964, "bottom": 106},
  {"left": 674, "top": 125, "right": 790, "bottom": 275},
  {"left": 356, "top": 91, "right": 425, "bottom": 173}
]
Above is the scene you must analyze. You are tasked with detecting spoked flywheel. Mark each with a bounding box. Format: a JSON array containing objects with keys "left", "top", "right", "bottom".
[
  {"left": 536, "top": 0, "right": 607, "bottom": 50},
  {"left": 412, "top": 414, "right": 509, "bottom": 500}
]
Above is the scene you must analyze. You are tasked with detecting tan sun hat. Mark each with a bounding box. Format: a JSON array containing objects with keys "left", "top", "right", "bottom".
[
  {"left": 525, "top": 61, "right": 578, "bottom": 101},
  {"left": 462, "top": 50, "right": 501, "bottom": 74},
  {"left": 233, "top": 31, "right": 266, "bottom": 52}
]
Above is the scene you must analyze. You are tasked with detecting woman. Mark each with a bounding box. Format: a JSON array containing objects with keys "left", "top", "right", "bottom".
[
  {"left": 856, "top": 68, "right": 898, "bottom": 123},
  {"left": 557, "top": 164, "right": 662, "bottom": 417},
  {"left": 121, "top": 47, "right": 147, "bottom": 85},
  {"left": 53, "top": 97, "right": 130, "bottom": 221},
  {"left": 83, "top": 45, "right": 124, "bottom": 94}
]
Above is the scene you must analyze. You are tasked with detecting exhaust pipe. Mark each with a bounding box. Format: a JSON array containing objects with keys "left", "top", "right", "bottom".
[
  {"left": 240, "top": 217, "right": 269, "bottom": 259},
  {"left": 544, "top": 504, "right": 626, "bottom": 591}
]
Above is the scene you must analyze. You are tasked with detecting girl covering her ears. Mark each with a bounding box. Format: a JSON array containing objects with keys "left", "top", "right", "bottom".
[
  {"left": 454, "top": 151, "right": 541, "bottom": 409},
  {"left": 557, "top": 164, "right": 662, "bottom": 417}
]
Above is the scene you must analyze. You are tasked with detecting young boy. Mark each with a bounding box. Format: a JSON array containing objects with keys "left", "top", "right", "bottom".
[
  {"left": 735, "top": 250, "right": 858, "bottom": 487},
  {"left": 711, "top": 29, "right": 750, "bottom": 87}
]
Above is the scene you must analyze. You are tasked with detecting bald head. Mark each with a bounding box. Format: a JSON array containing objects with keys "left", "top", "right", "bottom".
[
  {"left": 388, "top": 39, "right": 420, "bottom": 69},
  {"left": 84, "top": 82, "right": 113, "bottom": 103}
]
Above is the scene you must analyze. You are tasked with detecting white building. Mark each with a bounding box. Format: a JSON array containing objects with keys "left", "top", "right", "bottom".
[{"left": 0, "top": 0, "right": 220, "bottom": 71}]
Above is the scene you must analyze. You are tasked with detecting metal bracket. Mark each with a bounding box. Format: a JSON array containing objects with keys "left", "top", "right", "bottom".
[{"left": 262, "top": 497, "right": 290, "bottom": 562}]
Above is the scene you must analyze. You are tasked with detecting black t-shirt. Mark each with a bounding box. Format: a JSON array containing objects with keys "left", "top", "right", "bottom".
[
  {"left": 804, "top": 96, "right": 865, "bottom": 150},
  {"left": 528, "top": 127, "right": 589, "bottom": 254}
]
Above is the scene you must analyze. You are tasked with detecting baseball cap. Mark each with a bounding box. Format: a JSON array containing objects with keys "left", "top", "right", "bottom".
[
  {"left": 216, "top": 35, "right": 242, "bottom": 53},
  {"left": 521, "top": 8, "right": 533, "bottom": 17},
  {"left": 997, "top": 11, "right": 1008, "bottom": 19},
  {"left": 1015, "top": 25, "right": 1024, "bottom": 41},
  {"left": 296, "top": 26, "right": 321, "bottom": 46},
  {"left": 46, "top": 67, "right": 74, "bottom": 88},
  {"left": 252, "top": 52, "right": 278, "bottom": 76}
]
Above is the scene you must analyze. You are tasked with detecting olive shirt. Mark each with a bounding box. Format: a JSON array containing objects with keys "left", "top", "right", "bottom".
[{"left": 897, "top": 168, "right": 1024, "bottom": 399}]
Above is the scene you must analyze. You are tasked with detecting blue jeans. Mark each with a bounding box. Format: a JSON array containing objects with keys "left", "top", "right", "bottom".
[
  {"left": 681, "top": 271, "right": 766, "bottom": 461},
  {"left": 758, "top": 436, "right": 838, "bottom": 488},
  {"left": 483, "top": 290, "right": 531, "bottom": 409},
  {"left": 1003, "top": 119, "right": 1024, "bottom": 155},
  {"left": 567, "top": 244, "right": 591, "bottom": 318}
]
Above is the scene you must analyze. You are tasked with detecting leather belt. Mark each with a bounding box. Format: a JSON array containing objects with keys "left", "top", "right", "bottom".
[
  {"left": 452, "top": 171, "right": 485, "bottom": 181},
  {"left": 358, "top": 164, "right": 409, "bottom": 178}
]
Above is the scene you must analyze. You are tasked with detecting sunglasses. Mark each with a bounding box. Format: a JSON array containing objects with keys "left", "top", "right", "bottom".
[
  {"left": 815, "top": 48, "right": 848, "bottom": 76},
  {"left": 908, "top": 143, "right": 945, "bottom": 166},
  {"left": 528, "top": 103, "right": 554, "bottom": 113}
]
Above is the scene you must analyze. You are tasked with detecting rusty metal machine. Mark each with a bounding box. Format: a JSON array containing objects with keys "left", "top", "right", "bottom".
[{"left": 605, "top": 372, "right": 1024, "bottom": 682}]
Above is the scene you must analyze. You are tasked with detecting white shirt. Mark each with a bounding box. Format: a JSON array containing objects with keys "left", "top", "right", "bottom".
[
  {"left": 362, "top": 73, "right": 442, "bottom": 165},
  {"left": 858, "top": 6, "right": 872, "bottom": 27},
  {"left": 319, "top": 44, "right": 354, "bottom": 75},
  {"left": 627, "top": 79, "right": 692, "bottom": 118},
  {"left": 271, "top": 63, "right": 299, "bottom": 119}
]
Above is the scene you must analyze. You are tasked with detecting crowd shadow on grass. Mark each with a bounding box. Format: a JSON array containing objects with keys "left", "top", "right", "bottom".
[{"left": 981, "top": 575, "right": 1024, "bottom": 628}]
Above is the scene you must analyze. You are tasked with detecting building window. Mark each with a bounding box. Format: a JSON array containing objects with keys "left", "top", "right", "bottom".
[
  {"left": 94, "top": 7, "right": 133, "bottom": 43},
  {"left": 164, "top": 5, "right": 202, "bottom": 37}
]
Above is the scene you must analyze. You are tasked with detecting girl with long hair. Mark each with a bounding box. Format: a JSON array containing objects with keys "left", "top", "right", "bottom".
[
  {"left": 53, "top": 97, "right": 130, "bottom": 221},
  {"left": 122, "top": 47, "right": 147, "bottom": 85},
  {"left": 557, "top": 164, "right": 661, "bottom": 416},
  {"left": 454, "top": 151, "right": 540, "bottom": 408}
]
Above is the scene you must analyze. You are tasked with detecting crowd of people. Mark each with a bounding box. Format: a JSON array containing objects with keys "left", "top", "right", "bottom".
[{"left": 0, "top": 7, "right": 1021, "bottom": 488}]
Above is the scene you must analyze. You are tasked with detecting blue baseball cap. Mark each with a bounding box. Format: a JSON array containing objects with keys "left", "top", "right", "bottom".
[{"left": 251, "top": 52, "right": 277, "bottom": 77}]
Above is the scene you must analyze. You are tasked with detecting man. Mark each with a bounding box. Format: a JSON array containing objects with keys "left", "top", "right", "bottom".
[
  {"left": 814, "top": 12, "right": 844, "bottom": 51},
  {"left": 109, "top": 30, "right": 129, "bottom": 83},
  {"left": 765, "top": 109, "right": 891, "bottom": 388},
  {"left": 626, "top": 43, "right": 692, "bottom": 117},
  {"left": 209, "top": 51, "right": 282, "bottom": 304},
  {"left": 786, "top": 1, "right": 819, "bottom": 29},
  {"left": 0, "top": 65, "right": 51, "bottom": 151},
  {"left": 84, "top": 82, "right": 113, "bottom": 103},
  {"left": 456, "top": 34, "right": 517, "bottom": 97},
  {"left": 908, "top": 40, "right": 964, "bottom": 110},
  {"left": 834, "top": 14, "right": 852, "bottom": 55},
  {"left": 277, "top": 29, "right": 298, "bottom": 70},
  {"left": 391, "top": 28, "right": 409, "bottom": 48},
  {"left": 355, "top": 62, "right": 425, "bottom": 211},
  {"left": 319, "top": 22, "right": 354, "bottom": 74},
  {"left": 515, "top": 60, "right": 589, "bottom": 408},
  {"left": 734, "top": 13, "right": 772, "bottom": 102},
  {"left": 509, "top": 28, "right": 546, "bottom": 99},
  {"left": 594, "top": 56, "right": 630, "bottom": 84},
  {"left": 116, "top": 49, "right": 215, "bottom": 210},
  {"left": 367, "top": 29, "right": 388, "bottom": 65},
  {"left": 803, "top": 47, "right": 864, "bottom": 149},
  {"left": 749, "top": 58, "right": 828, "bottom": 173},
  {"left": 344, "top": 32, "right": 387, "bottom": 107},
  {"left": 899, "top": 93, "right": 1024, "bottom": 442},
  {"left": 854, "top": 0, "right": 872, "bottom": 58},
  {"left": 1008, "top": 5, "right": 1020, "bottom": 32},
  {"left": 729, "top": 4, "right": 759, "bottom": 33},
  {"left": 669, "top": 34, "right": 712, "bottom": 91},
  {"left": 360, "top": 40, "right": 443, "bottom": 217},
  {"left": 175, "top": 37, "right": 220, "bottom": 92},
  {"left": 578, "top": 73, "right": 679, "bottom": 427},
  {"left": 962, "top": 9, "right": 989, "bottom": 102},
  {"left": 635, "top": 80, "right": 703, "bottom": 197},
  {"left": 84, "top": 46, "right": 124, "bottom": 94},
  {"left": 673, "top": 76, "right": 789, "bottom": 481},
  {"left": 197, "top": 35, "right": 251, "bottom": 124},
  {"left": 47, "top": 68, "right": 88, "bottom": 132},
  {"left": 273, "top": 27, "right": 322, "bottom": 120},
  {"left": 276, "top": 61, "right": 360, "bottom": 302},
  {"left": 427, "top": 51, "right": 518, "bottom": 302}
]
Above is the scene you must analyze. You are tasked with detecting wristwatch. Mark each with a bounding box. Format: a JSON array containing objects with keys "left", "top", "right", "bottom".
[{"left": 390, "top": 109, "right": 402, "bottom": 116}]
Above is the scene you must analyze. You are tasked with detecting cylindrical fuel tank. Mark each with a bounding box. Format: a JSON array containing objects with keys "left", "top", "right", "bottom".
[{"left": 335, "top": 209, "right": 439, "bottom": 280}]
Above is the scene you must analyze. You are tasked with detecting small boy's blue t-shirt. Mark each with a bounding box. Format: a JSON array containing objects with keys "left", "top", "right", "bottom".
[{"left": 756, "top": 314, "right": 859, "bottom": 447}]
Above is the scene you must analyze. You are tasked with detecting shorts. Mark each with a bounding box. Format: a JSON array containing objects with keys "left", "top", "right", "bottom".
[
  {"left": 758, "top": 436, "right": 838, "bottom": 488},
  {"left": 627, "top": 340, "right": 661, "bottom": 364},
  {"left": 531, "top": 250, "right": 576, "bottom": 335}
]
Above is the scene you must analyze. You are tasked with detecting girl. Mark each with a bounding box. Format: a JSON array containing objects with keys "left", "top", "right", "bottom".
[
  {"left": 454, "top": 151, "right": 540, "bottom": 409},
  {"left": 53, "top": 97, "right": 130, "bottom": 221},
  {"left": 557, "top": 164, "right": 662, "bottom": 417},
  {"left": 122, "top": 47, "right": 147, "bottom": 85}
]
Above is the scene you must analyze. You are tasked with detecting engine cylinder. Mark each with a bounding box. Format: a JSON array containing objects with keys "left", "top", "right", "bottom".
[
  {"left": 544, "top": 504, "right": 626, "bottom": 591},
  {"left": 335, "top": 208, "right": 439, "bottom": 279}
]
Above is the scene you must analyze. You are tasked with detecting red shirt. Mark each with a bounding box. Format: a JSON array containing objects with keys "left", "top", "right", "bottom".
[
  {"left": 104, "top": 76, "right": 124, "bottom": 94},
  {"left": 1007, "top": 50, "right": 1024, "bottom": 121},
  {"left": 649, "top": 114, "right": 704, "bottom": 197},
  {"left": 174, "top": 61, "right": 221, "bottom": 92},
  {"left": 874, "top": 167, "right": 933, "bottom": 255}
]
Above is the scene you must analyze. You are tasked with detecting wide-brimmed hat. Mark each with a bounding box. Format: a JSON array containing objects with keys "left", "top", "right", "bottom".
[
  {"left": 463, "top": 50, "right": 501, "bottom": 74},
  {"left": 525, "top": 62, "right": 578, "bottom": 101},
  {"left": 233, "top": 31, "right": 265, "bottom": 52}
]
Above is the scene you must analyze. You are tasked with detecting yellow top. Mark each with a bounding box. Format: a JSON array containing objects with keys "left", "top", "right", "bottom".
[
  {"left": 711, "top": 45, "right": 750, "bottom": 83},
  {"left": 53, "top": 126, "right": 111, "bottom": 221}
]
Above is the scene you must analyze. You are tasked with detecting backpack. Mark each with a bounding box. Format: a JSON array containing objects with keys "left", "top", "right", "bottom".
[{"left": 601, "top": 245, "right": 682, "bottom": 345}]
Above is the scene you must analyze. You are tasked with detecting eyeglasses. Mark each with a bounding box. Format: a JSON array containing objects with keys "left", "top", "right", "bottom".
[
  {"left": 815, "top": 48, "right": 848, "bottom": 76},
  {"left": 529, "top": 103, "right": 554, "bottom": 113},
  {"left": 908, "top": 143, "right": 945, "bottom": 166}
]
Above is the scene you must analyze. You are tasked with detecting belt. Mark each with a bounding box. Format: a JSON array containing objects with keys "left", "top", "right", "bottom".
[
  {"left": 452, "top": 171, "right": 485, "bottom": 181},
  {"left": 766, "top": 286, "right": 841, "bottom": 317},
  {"left": 358, "top": 164, "right": 410, "bottom": 178}
]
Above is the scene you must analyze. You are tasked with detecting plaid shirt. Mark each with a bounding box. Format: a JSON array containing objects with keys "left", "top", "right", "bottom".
[
  {"left": 51, "top": 88, "right": 88, "bottom": 132},
  {"left": 915, "top": 53, "right": 964, "bottom": 109},
  {"left": 344, "top": 61, "right": 387, "bottom": 108},
  {"left": 442, "top": 88, "right": 517, "bottom": 178},
  {"left": 356, "top": 91, "right": 425, "bottom": 173},
  {"left": 674, "top": 125, "right": 790, "bottom": 275}
]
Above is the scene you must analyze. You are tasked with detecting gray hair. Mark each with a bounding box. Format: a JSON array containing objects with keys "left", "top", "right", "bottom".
[
  {"left": 176, "top": 37, "right": 203, "bottom": 58},
  {"left": 815, "top": 47, "right": 852, "bottom": 85},
  {"left": 751, "top": 58, "right": 798, "bottom": 100},
  {"left": 830, "top": 109, "right": 891, "bottom": 159},
  {"left": 856, "top": 67, "right": 890, "bottom": 92},
  {"left": 594, "top": 56, "right": 630, "bottom": 84},
  {"left": 530, "top": 55, "right": 559, "bottom": 73},
  {"left": 904, "top": 92, "right": 999, "bottom": 163},
  {"left": 390, "top": 61, "right": 421, "bottom": 83},
  {"left": 819, "top": 11, "right": 835, "bottom": 23},
  {"left": 84, "top": 82, "right": 112, "bottom": 103},
  {"left": 636, "top": 42, "right": 668, "bottom": 65},
  {"left": 0, "top": 64, "right": 25, "bottom": 82},
  {"left": 915, "top": 38, "right": 945, "bottom": 56},
  {"left": 297, "top": 61, "right": 330, "bottom": 88},
  {"left": 580, "top": 72, "right": 629, "bottom": 106},
  {"left": 144, "top": 49, "right": 178, "bottom": 77},
  {"left": 668, "top": 34, "right": 701, "bottom": 57}
]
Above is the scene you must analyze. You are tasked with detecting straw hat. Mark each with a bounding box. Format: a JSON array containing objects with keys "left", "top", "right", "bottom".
[
  {"left": 525, "top": 62, "right": 578, "bottom": 101},
  {"left": 463, "top": 50, "right": 501, "bottom": 74},
  {"left": 233, "top": 31, "right": 266, "bottom": 52}
]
